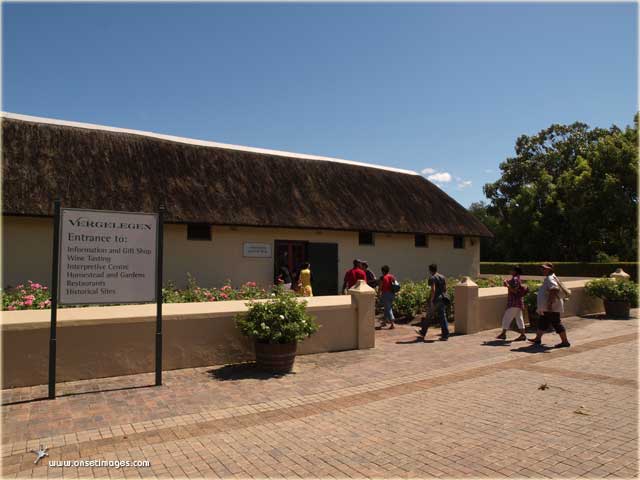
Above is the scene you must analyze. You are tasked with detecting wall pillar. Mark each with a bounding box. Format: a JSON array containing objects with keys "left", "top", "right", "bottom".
[
  {"left": 349, "top": 280, "right": 376, "bottom": 349},
  {"left": 610, "top": 268, "right": 631, "bottom": 282},
  {"left": 454, "top": 277, "right": 479, "bottom": 334}
]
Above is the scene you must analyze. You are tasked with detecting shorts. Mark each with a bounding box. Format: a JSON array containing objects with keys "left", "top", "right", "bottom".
[{"left": 537, "top": 311, "right": 566, "bottom": 334}]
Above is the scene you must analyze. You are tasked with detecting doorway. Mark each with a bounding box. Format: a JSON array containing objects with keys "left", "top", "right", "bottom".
[
  {"left": 308, "top": 243, "right": 339, "bottom": 295},
  {"left": 273, "top": 240, "right": 338, "bottom": 295}
]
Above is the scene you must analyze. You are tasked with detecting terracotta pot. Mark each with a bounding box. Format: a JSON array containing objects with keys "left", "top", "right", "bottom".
[
  {"left": 254, "top": 341, "right": 297, "bottom": 373},
  {"left": 603, "top": 300, "right": 630, "bottom": 319}
]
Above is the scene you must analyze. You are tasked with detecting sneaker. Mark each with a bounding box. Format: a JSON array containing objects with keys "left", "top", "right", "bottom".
[
  {"left": 514, "top": 334, "right": 527, "bottom": 342},
  {"left": 495, "top": 332, "right": 507, "bottom": 340},
  {"left": 439, "top": 336, "right": 449, "bottom": 341},
  {"left": 528, "top": 338, "right": 542, "bottom": 345},
  {"left": 554, "top": 342, "right": 571, "bottom": 348}
]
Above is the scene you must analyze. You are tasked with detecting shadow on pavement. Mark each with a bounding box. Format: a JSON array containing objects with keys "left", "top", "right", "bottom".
[
  {"left": 481, "top": 339, "right": 512, "bottom": 347},
  {"left": 1, "top": 384, "right": 153, "bottom": 406},
  {"left": 207, "top": 363, "right": 292, "bottom": 381},
  {"left": 510, "top": 344, "right": 553, "bottom": 354},
  {"left": 578, "top": 312, "right": 637, "bottom": 321},
  {"left": 395, "top": 337, "right": 436, "bottom": 344}
]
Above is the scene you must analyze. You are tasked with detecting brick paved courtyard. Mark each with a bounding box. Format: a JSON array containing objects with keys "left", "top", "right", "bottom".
[{"left": 2, "top": 311, "right": 638, "bottom": 479}]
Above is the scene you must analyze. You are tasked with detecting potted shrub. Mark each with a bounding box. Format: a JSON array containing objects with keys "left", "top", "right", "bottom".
[
  {"left": 235, "top": 290, "right": 319, "bottom": 373},
  {"left": 585, "top": 278, "right": 638, "bottom": 318}
]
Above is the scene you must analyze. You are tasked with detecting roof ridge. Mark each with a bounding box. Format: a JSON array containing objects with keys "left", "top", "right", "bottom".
[{"left": 1, "top": 112, "right": 420, "bottom": 176}]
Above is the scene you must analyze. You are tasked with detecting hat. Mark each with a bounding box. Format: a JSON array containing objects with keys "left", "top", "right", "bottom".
[{"left": 541, "top": 262, "right": 554, "bottom": 270}]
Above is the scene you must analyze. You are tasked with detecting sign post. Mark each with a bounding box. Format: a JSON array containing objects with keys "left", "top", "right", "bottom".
[
  {"left": 48, "top": 206, "right": 162, "bottom": 399},
  {"left": 155, "top": 206, "right": 165, "bottom": 386},
  {"left": 48, "top": 200, "right": 61, "bottom": 399}
]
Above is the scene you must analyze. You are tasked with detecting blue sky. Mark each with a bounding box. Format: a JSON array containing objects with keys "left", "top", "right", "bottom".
[{"left": 3, "top": 2, "right": 637, "bottom": 207}]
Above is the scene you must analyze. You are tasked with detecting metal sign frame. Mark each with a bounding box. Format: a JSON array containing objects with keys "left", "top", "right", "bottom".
[{"left": 48, "top": 201, "right": 165, "bottom": 399}]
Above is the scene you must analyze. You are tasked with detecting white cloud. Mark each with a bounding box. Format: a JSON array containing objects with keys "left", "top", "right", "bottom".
[
  {"left": 427, "top": 172, "right": 452, "bottom": 183},
  {"left": 421, "top": 167, "right": 436, "bottom": 175},
  {"left": 457, "top": 180, "right": 472, "bottom": 189},
  {"left": 484, "top": 169, "right": 493, "bottom": 174}
]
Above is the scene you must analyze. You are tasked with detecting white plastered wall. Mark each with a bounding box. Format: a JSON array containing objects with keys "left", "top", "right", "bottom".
[{"left": 2, "top": 216, "right": 480, "bottom": 289}]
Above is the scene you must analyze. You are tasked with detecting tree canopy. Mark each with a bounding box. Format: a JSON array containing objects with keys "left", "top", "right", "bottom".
[{"left": 470, "top": 115, "right": 638, "bottom": 261}]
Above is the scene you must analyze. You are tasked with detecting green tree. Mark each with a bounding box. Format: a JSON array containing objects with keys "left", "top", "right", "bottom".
[{"left": 471, "top": 115, "right": 638, "bottom": 261}]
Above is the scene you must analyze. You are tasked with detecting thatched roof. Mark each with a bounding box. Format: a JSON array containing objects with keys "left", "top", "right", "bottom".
[{"left": 2, "top": 113, "right": 492, "bottom": 237}]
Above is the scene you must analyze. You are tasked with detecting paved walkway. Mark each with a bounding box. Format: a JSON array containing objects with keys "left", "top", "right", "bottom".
[{"left": 2, "top": 311, "right": 638, "bottom": 478}]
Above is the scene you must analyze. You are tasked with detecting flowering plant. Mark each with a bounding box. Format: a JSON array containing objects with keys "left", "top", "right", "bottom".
[
  {"left": 3, "top": 275, "right": 272, "bottom": 310},
  {"left": 235, "top": 290, "right": 318, "bottom": 344},
  {"left": 2, "top": 280, "right": 51, "bottom": 310},
  {"left": 161, "top": 274, "right": 270, "bottom": 303}
]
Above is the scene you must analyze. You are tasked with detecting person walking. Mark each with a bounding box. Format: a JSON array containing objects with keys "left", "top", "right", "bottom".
[
  {"left": 529, "top": 262, "right": 571, "bottom": 348},
  {"left": 342, "top": 259, "right": 366, "bottom": 293},
  {"left": 418, "top": 264, "right": 450, "bottom": 341},
  {"left": 378, "top": 265, "right": 396, "bottom": 329},
  {"left": 495, "top": 266, "right": 528, "bottom": 341},
  {"left": 297, "top": 262, "right": 313, "bottom": 297},
  {"left": 362, "top": 261, "right": 378, "bottom": 289}
]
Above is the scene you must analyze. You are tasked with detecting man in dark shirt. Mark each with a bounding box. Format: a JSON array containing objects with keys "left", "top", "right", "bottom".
[
  {"left": 342, "top": 259, "right": 367, "bottom": 293},
  {"left": 361, "top": 261, "right": 378, "bottom": 289},
  {"left": 418, "top": 263, "right": 450, "bottom": 340}
]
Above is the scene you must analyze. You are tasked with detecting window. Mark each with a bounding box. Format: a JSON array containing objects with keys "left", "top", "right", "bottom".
[
  {"left": 414, "top": 234, "right": 428, "bottom": 248},
  {"left": 453, "top": 236, "right": 465, "bottom": 249},
  {"left": 187, "top": 223, "right": 211, "bottom": 241},
  {"left": 359, "top": 231, "right": 374, "bottom": 246}
]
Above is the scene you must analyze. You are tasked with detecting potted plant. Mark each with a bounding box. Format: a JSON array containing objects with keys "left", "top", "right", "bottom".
[
  {"left": 235, "top": 290, "right": 319, "bottom": 373},
  {"left": 585, "top": 278, "right": 638, "bottom": 318}
]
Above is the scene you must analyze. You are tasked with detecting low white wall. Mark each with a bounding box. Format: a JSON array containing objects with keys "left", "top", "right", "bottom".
[
  {"left": 455, "top": 279, "right": 605, "bottom": 334},
  {"left": 1, "top": 285, "right": 375, "bottom": 388},
  {"left": 2, "top": 216, "right": 480, "bottom": 289}
]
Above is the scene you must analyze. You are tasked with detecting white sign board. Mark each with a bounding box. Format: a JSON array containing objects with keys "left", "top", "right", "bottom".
[
  {"left": 59, "top": 208, "right": 158, "bottom": 305},
  {"left": 243, "top": 242, "right": 272, "bottom": 258}
]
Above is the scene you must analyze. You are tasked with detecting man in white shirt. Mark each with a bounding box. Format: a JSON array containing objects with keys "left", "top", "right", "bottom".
[{"left": 529, "top": 263, "right": 571, "bottom": 348}]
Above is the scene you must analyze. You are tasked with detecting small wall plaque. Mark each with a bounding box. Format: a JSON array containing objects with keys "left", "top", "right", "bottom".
[{"left": 243, "top": 242, "right": 272, "bottom": 258}]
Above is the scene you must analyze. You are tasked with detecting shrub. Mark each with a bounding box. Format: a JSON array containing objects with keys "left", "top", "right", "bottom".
[
  {"left": 523, "top": 281, "right": 542, "bottom": 312},
  {"left": 585, "top": 278, "right": 639, "bottom": 306},
  {"left": 162, "top": 274, "right": 271, "bottom": 303},
  {"left": 393, "top": 280, "right": 429, "bottom": 318},
  {"left": 392, "top": 278, "right": 460, "bottom": 320},
  {"left": 474, "top": 275, "right": 504, "bottom": 288},
  {"left": 235, "top": 290, "right": 319, "bottom": 344},
  {"left": 4, "top": 275, "right": 273, "bottom": 311}
]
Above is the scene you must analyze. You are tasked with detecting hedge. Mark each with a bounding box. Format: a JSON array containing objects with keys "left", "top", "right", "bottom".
[{"left": 480, "top": 262, "right": 638, "bottom": 280}]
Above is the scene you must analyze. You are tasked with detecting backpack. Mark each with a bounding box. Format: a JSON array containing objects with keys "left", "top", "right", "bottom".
[{"left": 391, "top": 279, "right": 401, "bottom": 293}]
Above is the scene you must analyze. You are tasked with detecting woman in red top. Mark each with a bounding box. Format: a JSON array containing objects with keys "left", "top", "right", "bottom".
[{"left": 378, "top": 265, "right": 396, "bottom": 329}]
